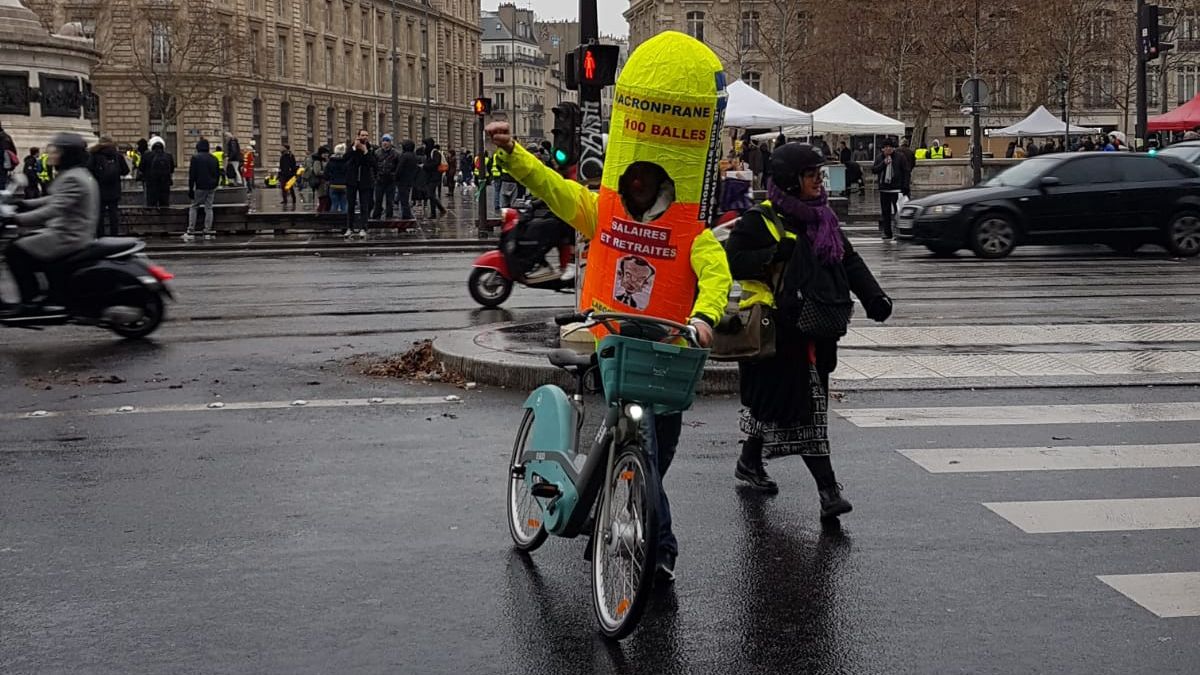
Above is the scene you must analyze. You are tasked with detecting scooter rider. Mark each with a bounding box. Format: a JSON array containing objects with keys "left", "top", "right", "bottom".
[
  {"left": 1, "top": 132, "right": 98, "bottom": 317},
  {"left": 485, "top": 33, "right": 732, "bottom": 583}
]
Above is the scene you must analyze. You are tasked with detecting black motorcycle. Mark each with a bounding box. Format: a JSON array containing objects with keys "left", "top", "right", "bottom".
[{"left": 0, "top": 177, "right": 172, "bottom": 339}]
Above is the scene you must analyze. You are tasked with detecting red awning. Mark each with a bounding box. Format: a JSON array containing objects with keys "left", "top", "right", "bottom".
[{"left": 1148, "top": 93, "right": 1200, "bottom": 132}]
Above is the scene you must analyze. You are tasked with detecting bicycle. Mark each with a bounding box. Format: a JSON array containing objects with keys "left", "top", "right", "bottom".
[{"left": 505, "top": 310, "right": 709, "bottom": 639}]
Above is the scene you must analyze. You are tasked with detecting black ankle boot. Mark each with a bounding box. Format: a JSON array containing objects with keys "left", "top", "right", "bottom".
[
  {"left": 735, "top": 438, "right": 778, "bottom": 493},
  {"left": 818, "top": 483, "right": 853, "bottom": 519}
]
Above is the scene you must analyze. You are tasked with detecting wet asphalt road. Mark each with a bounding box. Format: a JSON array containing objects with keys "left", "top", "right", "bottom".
[{"left": 2, "top": 242, "right": 1199, "bottom": 674}]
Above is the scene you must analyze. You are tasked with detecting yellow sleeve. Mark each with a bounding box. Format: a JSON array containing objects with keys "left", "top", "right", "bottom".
[
  {"left": 498, "top": 144, "right": 598, "bottom": 238},
  {"left": 689, "top": 229, "right": 733, "bottom": 325}
]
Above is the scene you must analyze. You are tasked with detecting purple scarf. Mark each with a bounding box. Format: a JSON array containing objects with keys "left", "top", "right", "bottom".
[{"left": 766, "top": 179, "right": 844, "bottom": 265}]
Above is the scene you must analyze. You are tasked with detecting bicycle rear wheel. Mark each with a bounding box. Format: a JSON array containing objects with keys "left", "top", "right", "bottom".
[
  {"left": 591, "top": 443, "right": 659, "bottom": 640},
  {"left": 507, "top": 409, "right": 548, "bottom": 552}
]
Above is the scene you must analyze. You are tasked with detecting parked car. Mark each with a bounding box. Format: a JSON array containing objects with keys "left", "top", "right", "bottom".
[{"left": 896, "top": 153, "right": 1200, "bottom": 258}]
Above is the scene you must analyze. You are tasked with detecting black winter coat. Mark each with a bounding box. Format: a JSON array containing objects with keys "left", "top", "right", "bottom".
[
  {"left": 324, "top": 155, "right": 349, "bottom": 188},
  {"left": 188, "top": 152, "right": 221, "bottom": 192},
  {"left": 279, "top": 151, "right": 298, "bottom": 181},
  {"left": 726, "top": 208, "right": 885, "bottom": 424},
  {"left": 871, "top": 153, "right": 910, "bottom": 193},
  {"left": 396, "top": 151, "right": 421, "bottom": 187},
  {"left": 346, "top": 143, "right": 376, "bottom": 187},
  {"left": 375, "top": 146, "right": 401, "bottom": 181},
  {"left": 89, "top": 145, "right": 130, "bottom": 202}
]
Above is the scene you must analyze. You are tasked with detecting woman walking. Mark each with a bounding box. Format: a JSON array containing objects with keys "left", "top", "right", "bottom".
[{"left": 725, "top": 143, "right": 893, "bottom": 519}]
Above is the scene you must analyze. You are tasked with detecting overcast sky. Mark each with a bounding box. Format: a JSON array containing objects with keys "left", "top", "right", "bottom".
[{"left": 481, "top": 0, "right": 631, "bottom": 37}]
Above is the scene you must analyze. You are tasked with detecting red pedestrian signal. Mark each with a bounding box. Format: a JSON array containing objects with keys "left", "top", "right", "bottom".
[
  {"left": 566, "top": 44, "right": 620, "bottom": 90},
  {"left": 584, "top": 50, "right": 596, "bottom": 81}
]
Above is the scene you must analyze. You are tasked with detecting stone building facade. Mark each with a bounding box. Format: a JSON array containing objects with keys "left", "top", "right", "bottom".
[{"left": 26, "top": 0, "right": 480, "bottom": 169}]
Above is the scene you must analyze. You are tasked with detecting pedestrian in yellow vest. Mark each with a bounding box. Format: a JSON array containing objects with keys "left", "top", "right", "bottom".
[
  {"left": 929, "top": 140, "right": 945, "bottom": 159},
  {"left": 212, "top": 146, "right": 225, "bottom": 186}
]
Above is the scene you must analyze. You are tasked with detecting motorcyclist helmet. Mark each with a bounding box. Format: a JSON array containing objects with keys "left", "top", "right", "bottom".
[
  {"left": 769, "top": 142, "right": 824, "bottom": 194},
  {"left": 48, "top": 132, "right": 89, "bottom": 171}
]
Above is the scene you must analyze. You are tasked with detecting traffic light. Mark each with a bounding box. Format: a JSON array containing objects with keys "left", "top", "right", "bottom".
[
  {"left": 473, "top": 97, "right": 492, "bottom": 116},
  {"left": 1141, "top": 5, "right": 1175, "bottom": 61},
  {"left": 551, "top": 101, "right": 581, "bottom": 167},
  {"left": 565, "top": 44, "right": 621, "bottom": 91}
]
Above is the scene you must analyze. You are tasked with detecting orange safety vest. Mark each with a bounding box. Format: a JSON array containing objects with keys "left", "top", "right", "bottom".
[{"left": 580, "top": 31, "right": 725, "bottom": 325}]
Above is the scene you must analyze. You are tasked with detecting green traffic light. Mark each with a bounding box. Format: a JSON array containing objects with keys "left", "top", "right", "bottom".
[
  {"left": 555, "top": 149, "right": 568, "bottom": 164},
  {"left": 1149, "top": 147, "right": 1158, "bottom": 155}
]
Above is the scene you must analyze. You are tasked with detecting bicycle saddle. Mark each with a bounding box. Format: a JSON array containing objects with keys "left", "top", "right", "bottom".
[{"left": 548, "top": 349, "right": 594, "bottom": 371}]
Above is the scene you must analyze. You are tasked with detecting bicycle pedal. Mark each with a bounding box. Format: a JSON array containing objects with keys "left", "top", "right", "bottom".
[{"left": 530, "top": 483, "right": 561, "bottom": 499}]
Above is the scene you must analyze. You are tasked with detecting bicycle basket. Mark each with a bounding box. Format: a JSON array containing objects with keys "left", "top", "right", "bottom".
[{"left": 596, "top": 334, "right": 709, "bottom": 413}]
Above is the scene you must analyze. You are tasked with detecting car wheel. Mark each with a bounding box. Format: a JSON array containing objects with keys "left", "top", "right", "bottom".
[
  {"left": 1164, "top": 212, "right": 1200, "bottom": 258},
  {"left": 970, "top": 214, "right": 1018, "bottom": 259},
  {"left": 925, "top": 244, "right": 960, "bottom": 257}
]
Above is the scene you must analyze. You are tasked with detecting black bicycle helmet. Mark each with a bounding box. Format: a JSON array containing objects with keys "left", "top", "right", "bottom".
[{"left": 769, "top": 142, "right": 824, "bottom": 193}]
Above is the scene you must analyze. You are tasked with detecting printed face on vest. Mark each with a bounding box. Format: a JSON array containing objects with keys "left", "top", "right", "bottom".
[{"left": 615, "top": 255, "right": 656, "bottom": 310}]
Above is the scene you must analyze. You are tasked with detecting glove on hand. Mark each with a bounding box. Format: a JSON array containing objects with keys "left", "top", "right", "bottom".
[{"left": 866, "top": 295, "right": 893, "bottom": 322}]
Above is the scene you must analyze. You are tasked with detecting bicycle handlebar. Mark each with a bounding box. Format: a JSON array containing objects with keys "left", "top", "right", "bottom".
[{"left": 553, "top": 310, "right": 702, "bottom": 348}]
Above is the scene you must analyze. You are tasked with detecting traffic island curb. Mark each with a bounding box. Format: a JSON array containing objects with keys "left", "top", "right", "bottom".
[
  {"left": 431, "top": 323, "right": 1200, "bottom": 394},
  {"left": 431, "top": 322, "right": 741, "bottom": 394}
]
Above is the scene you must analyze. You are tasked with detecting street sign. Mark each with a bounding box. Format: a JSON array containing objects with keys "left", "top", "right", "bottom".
[{"left": 961, "top": 78, "right": 990, "bottom": 107}]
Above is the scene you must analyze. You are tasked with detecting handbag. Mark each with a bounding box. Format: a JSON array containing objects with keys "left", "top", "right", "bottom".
[
  {"left": 711, "top": 300, "right": 776, "bottom": 362},
  {"left": 789, "top": 237, "right": 854, "bottom": 339},
  {"left": 711, "top": 261, "right": 785, "bottom": 362}
]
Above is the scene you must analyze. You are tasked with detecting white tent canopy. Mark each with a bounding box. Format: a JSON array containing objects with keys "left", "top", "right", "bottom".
[
  {"left": 723, "top": 80, "right": 813, "bottom": 129},
  {"left": 751, "top": 93, "right": 905, "bottom": 139},
  {"left": 990, "top": 106, "right": 1099, "bottom": 137}
]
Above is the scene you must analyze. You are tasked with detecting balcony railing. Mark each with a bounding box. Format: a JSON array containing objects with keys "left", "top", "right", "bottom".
[{"left": 481, "top": 53, "right": 549, "bottom": 67}]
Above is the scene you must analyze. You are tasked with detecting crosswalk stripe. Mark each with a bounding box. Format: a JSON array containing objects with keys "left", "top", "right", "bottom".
[
  {"left": 983, "top": 497, "right": 1200, "bottom": 533},
  {"left": 898, "top": 443, "right": 1200, "bottom": 473},
  {"left": 839, "top": 402, "right": 1200, "bottom": 427},
  {"left": 1097, "top": 573, "right": 1200, "bottom": 618}
]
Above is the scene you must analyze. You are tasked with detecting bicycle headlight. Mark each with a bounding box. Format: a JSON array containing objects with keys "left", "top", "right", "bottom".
[{"left": 625, "top": 404, "right": 644, "bottom": 422}]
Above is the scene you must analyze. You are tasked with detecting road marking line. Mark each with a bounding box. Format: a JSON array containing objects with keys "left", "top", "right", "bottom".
[
  {"left": 898, "top": 443, "right": 1200, "bottom": 473},
  {"left": 1097, "top": 572, "right": 1200, "bottom": 618},
  {"left": 839, "top": 402, "right": 1200, "bottom": 427},
  {"left": 4, "top": 396, "right": 458, "bottom": 420},
  {"left": 983, "top": 497, "right": 1200, "bottom": 533}
]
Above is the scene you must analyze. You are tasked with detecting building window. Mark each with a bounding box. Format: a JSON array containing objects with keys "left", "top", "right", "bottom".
[
  {"left": 305, "top": 41, "right": 314, "bottom": 79},
  {"left": 276, "top": 0, "right": 285, "bottom": 18},
  {"left": 363, "top": 111, "right": 370, "bottom": 136},
  {"left": 306, "top": 105, "right": 316, "bottom": 153},
  {"left": 222, "top": 96, "right": 234, "bottom": 133},
  {"left": 148, "top": 95, "right": 176, "bottom": 156},
  {"left": 302, "top": 0, "right": 310, "bottom": 23},
  {"left": 378, "top": 56, "right": 385, "bottom": 92},
  {"left": 1084, "top": 70, "right": 1113, "bottom": 108},
  {"left": 280, "top": 101, "right": 290, "bottom": 145},
  {"left": 740, "top": 11, "right": 760, "bottom": 50},
  {"left": 408, "top": 114, "right": 415, "bottom": 139},
  {"left": 495, "top": 68, "right": 504, "bottom": 83},
  {"left": 686, "top": 11, "right": 705, "bottom": 42},
  {"left": 277, "top": 34, "right": 289, "bottom": 77},
  {"left": 743, "top": 71, "right": 762, "bottom": 91},
  {"left": 379, "top": 111, "right": 386, "bottom": 137},
  {"left": 151, "top": 24, "right": 171, "bottom": 65},
  {"left": 345, "top": 109, "right": 353, "bottom": 139},
  {"left": 326, "top": 106, "right": 335, "bottom": 146},
  {"left": 361, "top": 9, "right": 369, "bottom": 39},
  {"left": 325, "top": 45, "right": 334, "bottom": 84},
  {"left": 1149, "top": 66, "right": 1161, "bottom": 108},
  {"left": 1178, "top": 65, "right": 1199, "bottom": 105},
  {"left": 362, "top": 50, "right": 370, "bottom": 91},
  {"left": 252, "top": 98, "right": 263, "bottom": 157},
  {"left": 344, "top": 48, "right": 351, "bottom": 86},
  {"left": 250, "top": 28, "right": 262, "bottom": 75},
  {"left": 324, "top": 0, "right": 332, "bottom": 27},
  {"left": 496, "top": 92, "right": 505, "bottom": 110}
]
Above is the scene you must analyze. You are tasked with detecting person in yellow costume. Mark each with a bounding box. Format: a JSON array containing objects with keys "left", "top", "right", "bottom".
[{"left": 486, "top": 30, "right": 732, "bottom": 583}]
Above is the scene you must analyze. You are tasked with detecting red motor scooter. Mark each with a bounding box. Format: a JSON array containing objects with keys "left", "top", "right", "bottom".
[{"left": 468, "top": 207, "right": 576, "bottom": 308}]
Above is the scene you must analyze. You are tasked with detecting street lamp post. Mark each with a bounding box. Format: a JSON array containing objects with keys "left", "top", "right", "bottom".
[
  {"left": 420, "top": 0, "right": 431, "bottom": 141},
  {"left": 390, "top": 0, "right": 398, "bottom": 137}
]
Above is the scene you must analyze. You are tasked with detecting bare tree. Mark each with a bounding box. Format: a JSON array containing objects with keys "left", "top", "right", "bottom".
[{"left": 107, "top": 0, "right": 250, "bottom": 136}]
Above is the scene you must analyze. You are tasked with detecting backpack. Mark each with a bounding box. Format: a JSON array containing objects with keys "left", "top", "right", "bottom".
[
  {"left": 148, "top": 151, "right": 172, "bottom": 179},
  {"left": 305, "top": 158, "right": 323, "bottom": 188},
  {"left": 93, "top": 154, "right": 120, "bottom": 184}
]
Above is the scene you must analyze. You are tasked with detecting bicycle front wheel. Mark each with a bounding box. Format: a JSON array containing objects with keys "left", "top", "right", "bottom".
[
  {"left": 507, "top": 409, "right": 548, "bottom": 552},
  {"left": 591, "top": 444, "right": 660, "bottom": 640}
]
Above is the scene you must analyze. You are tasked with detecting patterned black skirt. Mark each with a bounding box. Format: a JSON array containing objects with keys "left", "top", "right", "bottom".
[{"left": 739, "top": 363, "right": 830, "bottom": 458}]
